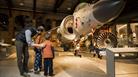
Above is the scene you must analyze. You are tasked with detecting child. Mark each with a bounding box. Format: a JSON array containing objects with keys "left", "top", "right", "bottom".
[
  {"left": 32, "top": 33, "right": 55, "bottom": 76},
  {"left": 73, "top": 39, "right": 81, "bottom": 57},
  {"left": 33, "top": 26, "right": 45, "bottom": 74},
  {"left": 89, "top": 40, "right": 102, "bottom": 59}
]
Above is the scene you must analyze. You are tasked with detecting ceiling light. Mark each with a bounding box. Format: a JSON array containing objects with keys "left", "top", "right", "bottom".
[
  {"left": 67, "top": 7, "right": 71, "bottom": 10},
  {"left": 19, "top": 2, "right": 24, "bottom": 6}
]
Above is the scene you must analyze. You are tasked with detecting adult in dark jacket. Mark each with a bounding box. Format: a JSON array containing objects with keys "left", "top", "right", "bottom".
[
  {"left": 15, "top": 16, "right": 41, "bottom": 77},
  {"left": 16, "top": 28, "right": 36, "bottom": 76}
]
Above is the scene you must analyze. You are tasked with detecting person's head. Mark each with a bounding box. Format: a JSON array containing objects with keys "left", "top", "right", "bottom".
[
  {"left": 37, "top": 26, "right": 45, "bottom": 34},
  {"left": 24, "top": 16, "right": 32, "bottom": 27},
  {"left": 45, "top": 33, "right": 51, "bottom": 40}
]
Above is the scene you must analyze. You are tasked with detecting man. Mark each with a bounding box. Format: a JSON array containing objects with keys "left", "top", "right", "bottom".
[{"left": 15, "top": 16, "right": 43, "bottom": 77}]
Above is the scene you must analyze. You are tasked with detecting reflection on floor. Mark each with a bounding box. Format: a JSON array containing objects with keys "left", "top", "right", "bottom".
[{"left": 0, "top": 48, "right": 137, "bottom": 77}]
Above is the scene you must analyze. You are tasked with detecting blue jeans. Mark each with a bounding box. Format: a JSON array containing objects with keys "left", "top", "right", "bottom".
[
  {"left": 44, "top": 58, "right": 53, "bottom": 75},
  {"left": 34, "top": 48, "right": 42, "bottom": 71}
]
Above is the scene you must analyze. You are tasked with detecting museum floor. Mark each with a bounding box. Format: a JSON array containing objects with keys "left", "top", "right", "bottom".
[{"left": 0, "top": 47, "right": 138, "bottom": 77}]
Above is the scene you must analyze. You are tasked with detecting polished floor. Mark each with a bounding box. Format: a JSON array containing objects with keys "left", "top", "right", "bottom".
[{"left": 0, "top": 47, "right": 138, "bottom": 77}]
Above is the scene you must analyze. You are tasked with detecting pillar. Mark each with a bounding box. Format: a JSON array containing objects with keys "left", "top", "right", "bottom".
[
  {"left": 51, "top": 20, "right": 56, "bottom": 28},
  {"left": 127, "top": 23, "right": 133, "bottom": 47},
  {"left": 8, "top": 17, "right": 14, "bottom": 44},
  {"left": 111, "top": 24, "right": 117, "bottom": 36}
]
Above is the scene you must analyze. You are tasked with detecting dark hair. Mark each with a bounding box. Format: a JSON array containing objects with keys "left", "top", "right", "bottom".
[{"left": 24, "top": 16, "right": 32, "bottom": 23}]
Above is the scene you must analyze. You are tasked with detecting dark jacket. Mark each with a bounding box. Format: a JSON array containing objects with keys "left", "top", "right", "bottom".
[{"left": 16, "top": 26, "right": 37, "bottom": 43}]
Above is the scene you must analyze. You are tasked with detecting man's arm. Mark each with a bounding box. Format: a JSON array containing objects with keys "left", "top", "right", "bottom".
[
  {"left": 32, "top": 43, "right": 45, "bottom": 47},
  {"left": 25, "top": 30, "right": 34, "bottom": 46}
]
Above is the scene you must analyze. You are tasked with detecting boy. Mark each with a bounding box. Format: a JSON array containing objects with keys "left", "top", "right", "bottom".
[{"left": 33, "top": 33, "right": 55, "bottom": 76}]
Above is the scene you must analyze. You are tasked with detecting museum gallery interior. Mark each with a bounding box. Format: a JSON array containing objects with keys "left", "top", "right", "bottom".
[{"left": 0, "top": 0, "right": 138, "bottom": 77}]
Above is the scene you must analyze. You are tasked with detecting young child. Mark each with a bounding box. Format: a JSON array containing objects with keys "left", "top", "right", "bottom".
[
  {"left": 33, "top": 26, "right": 45, "bottom": 74},
  {"left": 73, "top": 39, "right": 82, "bottom": 57},
  {"left": 32, "top": 33, "right": 55, "bottom": 76},
  {"left": 89, "top": 40, "right": 102, "bottom": 59}
]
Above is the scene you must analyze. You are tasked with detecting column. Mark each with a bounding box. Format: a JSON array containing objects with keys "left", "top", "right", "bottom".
[{"left": 8, "top": 16, "right": 14, "bottom": 44}]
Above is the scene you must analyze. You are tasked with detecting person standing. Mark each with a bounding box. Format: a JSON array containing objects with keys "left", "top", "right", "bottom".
[
  {"left": 89, "top": 40, "right": 102, "bottom": 59},
  {"left": 73, "top": 39, "right": 81, "bottom": 57},
  {"left": 15, "top": 16, "right": 42, "bottom": 77},
  {"left": 33, "top": 26, "right": 45, "bottom": 74},
  {"left": 15, "top": 28, "right": 36, "bottom": 76}
]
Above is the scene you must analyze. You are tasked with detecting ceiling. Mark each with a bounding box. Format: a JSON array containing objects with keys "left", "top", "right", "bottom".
[
  {"left": 0, "top": 0, "right": 96, "bottom": 15},
  {"left": 0, "top": 0, "right": 138, "bottom": 24},
  {"left": 0, "top": 0, "right": 138, "bottom": 32}
]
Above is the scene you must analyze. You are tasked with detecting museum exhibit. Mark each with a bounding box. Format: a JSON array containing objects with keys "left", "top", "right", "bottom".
[{"left": 0, "top": 0, "right": 138, "bottom": 77}]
